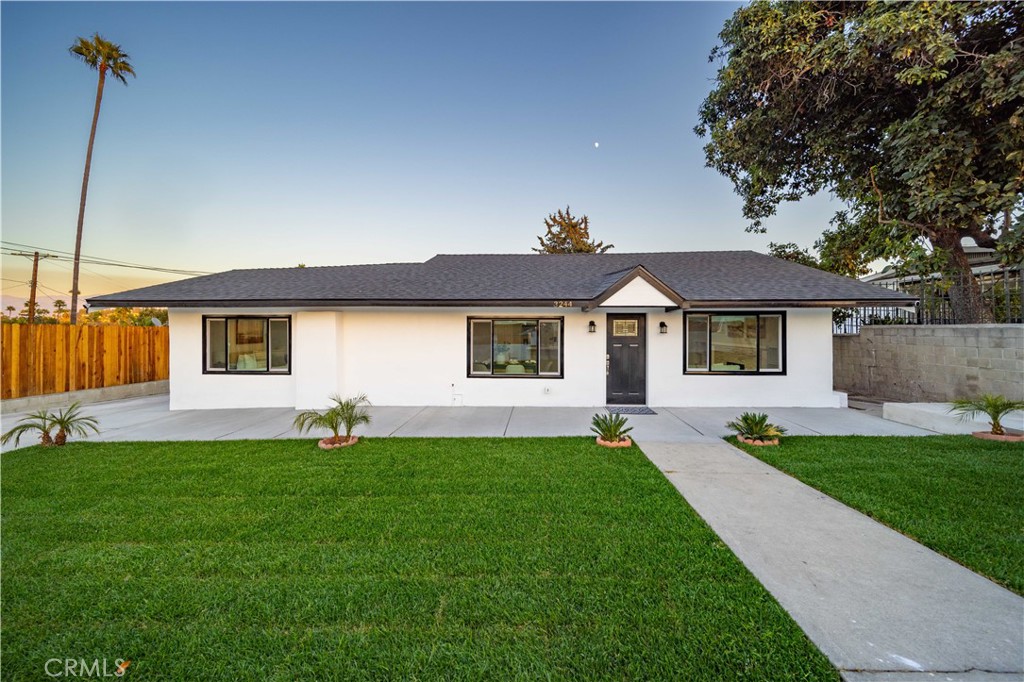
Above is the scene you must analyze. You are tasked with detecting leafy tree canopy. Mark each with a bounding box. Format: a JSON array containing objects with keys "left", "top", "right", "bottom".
[
  {"left": 766, "top": 242, "right": 820, "bottom": 270},
  {"left": 3, "top": 306, "right": 168, "bottom": 326},
  {"left": 534, "top": 207, "right": 612, "bottom": 254},
  {"left": 697, "top": 1, "right": 1023, "bottom": 322}
]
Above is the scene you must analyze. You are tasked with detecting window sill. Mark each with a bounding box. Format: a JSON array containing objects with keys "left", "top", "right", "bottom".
[
  {"left": 684, "top": 370, "right": 785, "bottom": 376},
  {"left": 467, "top": 374, "right": 563, "bottom": 379}
]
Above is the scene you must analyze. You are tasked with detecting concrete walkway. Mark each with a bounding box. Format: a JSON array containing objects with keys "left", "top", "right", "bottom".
[
  {"left": 644, "top": 441, "right": 1024, "bottom": 681},
  {"left": 1, "top": 395, "right": 937, "bottom": 452}
]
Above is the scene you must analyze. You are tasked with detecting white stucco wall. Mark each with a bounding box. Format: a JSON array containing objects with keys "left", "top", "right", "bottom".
[
  {"left": 292, "top": 311, "right": 343, "bottom": 409},
  {"left": 649, "top": 308, "right": 841, "bottom": 407},
  {"left": 168, "top": 306, "right": 842, "bottom": 409},
  {"left": 168, "top": 309, "right": 296, "bottom": 409},
  {"left": 335, "top": 308, "right": 605, "bottom": 408}
]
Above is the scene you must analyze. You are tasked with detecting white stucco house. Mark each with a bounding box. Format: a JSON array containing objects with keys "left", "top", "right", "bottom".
[{"left": 88, "top": 251, "right": 914, "bottom": 410}]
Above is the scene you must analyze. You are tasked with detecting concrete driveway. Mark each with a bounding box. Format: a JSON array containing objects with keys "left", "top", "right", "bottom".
[{"left": 1, "top": 394, "right": 936, "bottom": 452}]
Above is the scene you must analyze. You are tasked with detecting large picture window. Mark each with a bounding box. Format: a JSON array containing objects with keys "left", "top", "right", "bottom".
[
  {"left": 204, "top": 316, "right": 291, "bottom": 373},
  {"left": 468, "top": 318, "right": 563, "bottom": 377},
  {"left": 685, "top": 313, "right": 784, "bottom": 374}
]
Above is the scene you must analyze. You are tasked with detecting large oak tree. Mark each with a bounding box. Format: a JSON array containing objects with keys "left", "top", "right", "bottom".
[{"left": 696, "top": 1, "right": 1023, "bottom": 322}]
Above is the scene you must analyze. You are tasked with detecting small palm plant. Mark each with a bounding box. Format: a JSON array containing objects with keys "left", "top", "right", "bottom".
[
  {"left": 49, "top": 402, "right": 100, "bottom": 446},
  {"left": 726, "top": 412, "right": 787, "bottom": 444},
  {"left": 293, "top": 404, "right": 345, "bottom": 443},
  {"left": 591, "top": 412, "right": 633, "bottom": 445},
  {"left": 949, "top": 394, "right": 1024, "bottom": 436},
  {"left": 1, "top": 409, "right": 56, "bottom": 448},
  {"left": 332, "top": 393, "right": 372, "bottom": 442},
  {"left": 293, "top": 393, "right": 372, "bottom": 446}
]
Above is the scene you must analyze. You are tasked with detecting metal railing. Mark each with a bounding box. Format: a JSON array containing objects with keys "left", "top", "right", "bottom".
[{"left": 834, "top": 265, "right": 1022, "bottom": 334}]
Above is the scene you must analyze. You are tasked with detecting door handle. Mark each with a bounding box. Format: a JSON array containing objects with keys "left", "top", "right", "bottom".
[{"left": 606, "top": 354, "right": 610, "bottom": 376}]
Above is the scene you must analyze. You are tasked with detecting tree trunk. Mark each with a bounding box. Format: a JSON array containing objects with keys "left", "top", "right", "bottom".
[
  {"left": 70, "top": 66, "right": 107, "bottom": 325},
  {"left": 932, "top": 230, "right": 995, "bottom": 323}
]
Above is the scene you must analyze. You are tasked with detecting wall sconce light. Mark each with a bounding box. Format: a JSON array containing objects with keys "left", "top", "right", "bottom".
[
  {"left": 588, "top": 320, "right": 597, "bottom": 333},
  {"left": 659, "top": 321, "right": 668, "bottom": 334}
]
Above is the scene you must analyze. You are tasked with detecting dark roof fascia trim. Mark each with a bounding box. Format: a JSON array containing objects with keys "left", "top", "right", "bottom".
[
  {"left": 86, "top": 298, "right": 591, "bottom": 310},
  {"left": 581, "top": 265, "right": 687, "bottom": 312},
  {"left": 89, "top": 296, "right": 918, "bottom": 310},
  {"left": 684, "top": 298, "right": 917, "bottom": 308}
]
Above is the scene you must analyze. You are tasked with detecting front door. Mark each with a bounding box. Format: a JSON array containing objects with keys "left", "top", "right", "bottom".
[{"left": 606, "top": 314, "right": 646, "bottom": 404}]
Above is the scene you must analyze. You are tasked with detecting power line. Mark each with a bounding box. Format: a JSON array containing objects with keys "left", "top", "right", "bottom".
[
  {"left": 2, "top": 239, "right": 206, "bottom": 270},
  {"left": 1, "top": 240, "right": 212, "bottom": 276},
  {"left": 36, "top": 281, "right": 72, "bottom": 299},
  {"left": 1, "top": 248, "right": 209, "bottom": 276}
]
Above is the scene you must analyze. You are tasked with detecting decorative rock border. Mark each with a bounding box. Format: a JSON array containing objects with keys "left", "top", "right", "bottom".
[
  {"left": 971, "top": 431, "right": 1024, "bottom": 443},
  {"left": 738, "top": 436, "right": 780, "bottom": 446},
  {"left": 596, "top": 437, "right": 633, "bottom": 448},
  {"left": 318, "top": 436, "right": 359, "bottom": 450}
]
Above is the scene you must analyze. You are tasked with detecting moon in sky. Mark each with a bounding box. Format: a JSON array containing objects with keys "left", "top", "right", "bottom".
[{"left": 594, "top": 142, "right": 600, "bottom": 149}]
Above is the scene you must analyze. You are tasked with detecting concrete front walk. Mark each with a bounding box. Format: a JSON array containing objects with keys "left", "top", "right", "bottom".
[
  {"left": 1, "top": 396, "right": 937, "bottom": 452},
  {"left": 644, "top": 441, "right": 1024, "bottom": 681}
]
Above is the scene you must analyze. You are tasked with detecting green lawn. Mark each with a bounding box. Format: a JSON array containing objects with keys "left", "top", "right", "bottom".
[
  {"left": 733, "top": 435, "right": 1024, "bottom": 596},
  {"left": 1, "top": 438, "right": 835, "bottom": 681}
]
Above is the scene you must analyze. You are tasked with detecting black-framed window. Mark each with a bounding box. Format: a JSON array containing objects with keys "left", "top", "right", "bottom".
[
  {"left": 684, "top": 312, "right": 785, "bottom": 374},
  {"left": 468, "top": 318, "right": 563, "bottom": 378},
  {"left": 203, "top": 316, "right": 291, "bottom": 374}
]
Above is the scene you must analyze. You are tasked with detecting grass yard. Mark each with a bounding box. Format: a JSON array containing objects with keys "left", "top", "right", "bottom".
[
  {"left": 733, "top": 435, "right": 1024, "bottom": 596},
  {"left": 1, "top": 438, "right": 835, "bottom": 680}
]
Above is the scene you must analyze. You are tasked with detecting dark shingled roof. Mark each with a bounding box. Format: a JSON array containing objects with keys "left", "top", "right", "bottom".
[{"left": 87, "top": 251, "right": 916, "bottom": 308}]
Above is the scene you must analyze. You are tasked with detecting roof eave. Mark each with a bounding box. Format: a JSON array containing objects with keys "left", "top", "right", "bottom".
[
  {"left": 683, "top": 298, "right": 918, "bottom": 308},
  {"left": 86, "top": 298, "right": 591, "bottom": 310},
  {"left": 87, "top": 296, "right": 918, "bottom": 310}
]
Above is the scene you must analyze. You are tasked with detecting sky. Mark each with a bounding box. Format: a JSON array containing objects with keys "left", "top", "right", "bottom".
[{"left": 1, "top": 1, "right": 841, "bottom": 311}]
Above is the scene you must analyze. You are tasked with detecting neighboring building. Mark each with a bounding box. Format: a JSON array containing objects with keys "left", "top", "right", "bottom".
[
  {"left": 861, "top": 244, "right": 1007, "bottom": 287},
  {"left": 88, "top": 251, "right": 914, "bottom": 410},
  {"left": 846, "top": 244, "right": 1022, "bottom": 331}
]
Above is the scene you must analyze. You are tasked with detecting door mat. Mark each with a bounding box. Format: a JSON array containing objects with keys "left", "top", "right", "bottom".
[{"left": 607, "top": 406, "right": 657, "bottom": 415}]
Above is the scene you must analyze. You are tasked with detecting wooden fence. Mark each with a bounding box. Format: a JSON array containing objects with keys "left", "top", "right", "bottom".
[{"left": 1, "top": 325, "right": 169, "bottom": 400}]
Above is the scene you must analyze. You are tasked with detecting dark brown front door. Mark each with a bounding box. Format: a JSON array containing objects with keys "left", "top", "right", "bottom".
[{"left": 606, "top": 314, "right": 646, "bottom": 404}]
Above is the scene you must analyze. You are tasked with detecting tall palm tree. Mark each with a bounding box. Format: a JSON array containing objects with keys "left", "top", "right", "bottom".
[{"left": 68, "top": 34, "right": 135, "bottom": 325}]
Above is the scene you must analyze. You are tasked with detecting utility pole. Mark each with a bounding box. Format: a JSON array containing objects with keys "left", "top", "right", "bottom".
[
  {"left": 13, "top": 251, "right": 55, "bottom": 323},
  {"left": 27, "top": 252, "right": 40, "bottom": 323}
]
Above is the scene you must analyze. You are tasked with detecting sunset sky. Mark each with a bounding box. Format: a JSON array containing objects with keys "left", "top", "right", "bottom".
[{"left": 1, "top": 1, "right": 840, "bottom": 311}]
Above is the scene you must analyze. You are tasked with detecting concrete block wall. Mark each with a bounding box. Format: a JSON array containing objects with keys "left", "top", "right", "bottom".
[{"left": 834, "top": 325, "right": 1023, "bottom": 402}]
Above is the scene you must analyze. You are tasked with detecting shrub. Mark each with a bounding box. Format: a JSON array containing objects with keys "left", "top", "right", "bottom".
[
  {"left": 1, "top": 409, "right": 56, "bottom": 448},
  {"left": 1, "top": 402, "right": 99, "bottom": 448},
  {"left": 949, "top": 394, "right": 1024, "bottom": 436},
  {"left": 591, "top": 412, "right": 633, "bottom": 443},
  {"left": 48, "top": 402, "right": 100, "bottom": 446},
  {"left": 293, "top": 393, "right": 372, "bottom": 444},
  {"left": 726, "top": 412, "right": 787, "bottom": 441}
]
